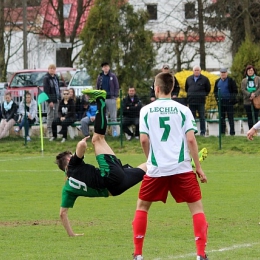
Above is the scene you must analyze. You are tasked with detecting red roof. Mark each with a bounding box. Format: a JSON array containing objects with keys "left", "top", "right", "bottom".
[
  {"left": 4, "top": 6, "right": 42, "bottom": 26},
  {"left": 4, "top": 0, "right": 92, "bottom": 38},
  {"left": 41, "top": 0, "right": 93, "bottom": 37},
  {"left": 153, "top": 31, "right": 225, "bottom": 43}
]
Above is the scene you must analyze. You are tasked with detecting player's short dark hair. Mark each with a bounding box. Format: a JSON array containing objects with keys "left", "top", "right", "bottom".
[
  {"left": 154, "top": 72, "right": 174, "bottom": 95},
  {"left": 55, "top": 151, "right": 72, "bottom": 171}
]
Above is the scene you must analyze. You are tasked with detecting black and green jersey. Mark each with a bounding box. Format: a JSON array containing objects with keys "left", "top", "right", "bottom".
[
  {"left": 61, "top": 179, "right": 109, "bottom": 208},
  {"left": 60, "top": 153, "right": 145, "bottom": 207}
]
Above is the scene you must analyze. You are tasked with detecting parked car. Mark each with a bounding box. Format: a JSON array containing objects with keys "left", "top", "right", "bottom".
[
  {"left": 68, "top": 68, "right": 93, "bottom": 96},
  {"left": 5, "top": 67, "right": 76, "bottom": 114}
]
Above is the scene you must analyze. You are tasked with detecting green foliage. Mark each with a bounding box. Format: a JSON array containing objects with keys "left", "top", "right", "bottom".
[
  {"left": 231, "top": 37, "right": 260, "bottom": 85},
  {"left": 80, "top": 0, "right": 156, "bottom": 93}
]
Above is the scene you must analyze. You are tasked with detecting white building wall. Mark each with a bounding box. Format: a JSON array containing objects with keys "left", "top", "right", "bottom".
[
  {"left": 5, "top": 31, "right": 83, "bottom": 74},
  {"left": 5, "top": 0, "right": 232, "bottom": 74},
  {"left": 6, "top": 31, "right": 57, "bottom": 73},
  {"left": 129, "top": 0, "right": 232, "bottom": 70}
]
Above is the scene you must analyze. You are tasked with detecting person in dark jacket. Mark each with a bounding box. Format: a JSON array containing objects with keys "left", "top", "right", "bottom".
[
  {"left": 214, "top": 68, "right": 238, "bottom": 135},
  {"left": 43, "top": 64, "right": 61, "bottom": 137},
  {"left": 49, "top": 89, "right": 76, "bottom": 143},
  {"left": 68, "top": 88, "right": 88, "bottom": 121},
  {"left": 185, "top": 65, "right": 211, "bottom": 136},
  {"left": 122, "top": 87, "right": 142, "bottom": 140},
  {"left": 150, "top": 64, "right": 180, "bottom": 102},
  {"left": 96, "top": 62, "right": 119, "bottom": 137},
  {"left": 0, "top": 91, "right": 18, "bottom": 139}
]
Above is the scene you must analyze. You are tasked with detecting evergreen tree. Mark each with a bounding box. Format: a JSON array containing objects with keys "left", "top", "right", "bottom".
[
  {"left": 231, "top": 37, "right": 260, "bottom": 85},
  {"left": 80, "top": 0, "right": 156, "bottom": 98}
]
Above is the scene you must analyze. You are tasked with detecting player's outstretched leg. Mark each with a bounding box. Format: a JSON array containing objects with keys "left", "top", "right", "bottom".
[
  {"left": 81, "top": 89, "right": 107, "bottom": 136},
  {"left": 84, "top": 90, "right": 114, "bottom": 156},
  {"left": 81, "top": 89, "right": 106, "bottom": 103},
  {"left": 191, "top": 148, "right": 207, "bottom": 168}
]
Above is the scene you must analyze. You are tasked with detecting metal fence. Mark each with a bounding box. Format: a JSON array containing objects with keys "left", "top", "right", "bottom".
[{"left": 0, "top": 88, "right": 249, "bottom": 119}]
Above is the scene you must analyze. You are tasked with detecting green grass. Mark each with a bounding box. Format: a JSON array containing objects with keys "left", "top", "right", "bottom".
[
  {"left": 1, "top": 136, "right": 260, "bottom": 259},
  {"left": 1, "top": 134, "right": 260, "bottom": 155}
]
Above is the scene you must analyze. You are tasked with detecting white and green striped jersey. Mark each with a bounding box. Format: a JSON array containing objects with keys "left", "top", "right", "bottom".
[{"left": 139, "top": 98, "right": 197, "bottom": 177}]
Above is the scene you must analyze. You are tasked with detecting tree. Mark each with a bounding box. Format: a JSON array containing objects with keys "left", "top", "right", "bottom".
[
  {"left": 231, "top": 37, "right": 260, "bottom": 85},
  {"left": 1, "top": 0, "right": 93, "bottom": 79},
  {"left": 144, "top": 0, "right": 224, "bottom": 71},
  {"left": 197, "top": 0, "right": 206, "bottom": 70},
  {"left": 0, "top": 1, "right": 5, "bottom": 81},
  {"left": 36, "top": 0, "right": 93, "bottom": 67},
  {"left": 80, "top": 0, "right": 156, "bottom": 97},
  {"left": 206, "top": 0, "right": 260, "bottom": 57}
]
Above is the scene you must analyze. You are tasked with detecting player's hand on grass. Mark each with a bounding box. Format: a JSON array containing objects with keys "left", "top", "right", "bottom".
[
  {"left": 196, "top": 168, "right": 207, "bottom": 183},
  {"left": 247, "top": 128, "right": 256, "bottom": 141}
]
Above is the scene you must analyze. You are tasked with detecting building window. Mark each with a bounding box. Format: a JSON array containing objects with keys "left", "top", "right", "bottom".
[
  {"left": 185, "top": 2, "right": 196, "bottom": 19},
  {"left": 147, "top": 4, "right": 157, "bottom": 20},
  {"left": 63, "top": 4, "right": 72, "bottom": 19}
]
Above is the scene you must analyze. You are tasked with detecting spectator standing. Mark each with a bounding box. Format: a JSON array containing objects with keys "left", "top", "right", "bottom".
[
  {"left": 185, "top": 65, "right": 211, "bottom": 136},
  {"left": 214, "top": 68, "right": 238, "bottom": 135},
  {"left": 15, "top": 91, "right": 38, "bottom": 141},
  {"left": 49, "top": 90, "right": 76, "bottom": 143},
  {"left": 150, "top": 64, "right": 180, "bottom": 102},
  {"left": 0, "top": 91, "right": 18, "bottom": 139},
  {"left": 241, "top": 65, "right": 260, "bottom": 129},
  {"left": 43, "top": 64, "right": 61, "bottom": 137},
  {"left": 132, "top": 72, "right": 209, "bottom": 260},
  {"left": 96, "top": 62, "right": 119, "bottom": 137},
  {"left": 122, "top": 87, "right": 142, "bottom": 140},
  {"left": 80, "top": 101, "right": 97, "bottom": 137}
]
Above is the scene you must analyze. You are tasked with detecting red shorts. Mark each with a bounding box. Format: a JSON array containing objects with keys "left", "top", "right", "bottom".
[{"left": 138, "top": 171, "right": 202, "bottom": 203}]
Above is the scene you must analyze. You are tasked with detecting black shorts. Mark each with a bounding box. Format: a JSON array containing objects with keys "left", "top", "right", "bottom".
[{"left": 96, "top": 154, "right": 145, "bottom": 196}]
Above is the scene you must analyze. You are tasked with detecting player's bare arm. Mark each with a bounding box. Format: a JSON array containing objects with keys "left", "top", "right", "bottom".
[
  {"left": 59, "top": 207, "right": 84, "bottom": 237},
  {"left": 247, "top": 120, "right": 260, "bottom": 140},
  {"left": 247, "top": 127, "right": 256, "bottom": 140},
  {"left": 76, "top": 137, "right": 90, "bottom": 158},
  {"left": 140, "top": 133, "right": 150, "bottom": 159},
  {"left": 186, "top": 131, "right": 207, "bottom": 183},
  {"left": 247, "top": 128, "right": 256, "bottom": 140}
]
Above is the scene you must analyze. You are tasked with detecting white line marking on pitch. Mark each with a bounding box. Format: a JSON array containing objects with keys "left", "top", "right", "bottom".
[
  {"left": 152, "top": 242, "right": 260, "bottom": 260},
  {"left": 0, "top": 156, "right": 52, "bottom": 162}
]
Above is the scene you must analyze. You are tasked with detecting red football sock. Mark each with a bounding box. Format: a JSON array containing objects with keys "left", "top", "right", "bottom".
[
  {"left": 132, "top": 210, "right": 148, "bottom": 256},
  {"left": 192, "top": 212, "right": 208, "bottom": 257}
]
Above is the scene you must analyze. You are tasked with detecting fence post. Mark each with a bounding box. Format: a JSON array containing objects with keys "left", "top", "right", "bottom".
[
  {"left": 23, "top": 91, "right": 27, "bottom": 146},
  {"left": 218, "top": 88, "right": 221, "bottom": 149},
  {"left": 119, "top": 89, "right": 123, "bottom": 148}
]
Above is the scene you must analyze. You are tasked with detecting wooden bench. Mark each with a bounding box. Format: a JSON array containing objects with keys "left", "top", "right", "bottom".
[
  {"left": 12, "top": 117, "right": 122, "bottom": 139},
  {"left": 69, "top": 118, "right": 122, "bottom": 139}
]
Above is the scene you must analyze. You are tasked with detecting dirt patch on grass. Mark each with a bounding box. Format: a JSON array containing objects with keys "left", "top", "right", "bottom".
[{"left": 0, "top": 220, "right": 60, "bottom": 227}]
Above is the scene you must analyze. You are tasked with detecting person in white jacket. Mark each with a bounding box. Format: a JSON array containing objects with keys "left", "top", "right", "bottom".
[{"left": 15, "top": 91, "right": 38, "bottom": 141}]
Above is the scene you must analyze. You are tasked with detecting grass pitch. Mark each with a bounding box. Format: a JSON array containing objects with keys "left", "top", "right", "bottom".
[{"left": 0, "top": 136, "right": 260, "bottom": 259}]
